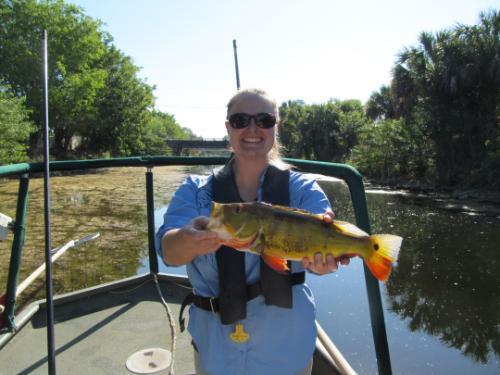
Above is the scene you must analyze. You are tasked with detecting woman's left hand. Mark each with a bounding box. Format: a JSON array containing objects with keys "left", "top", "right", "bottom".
[{"left": 301, "top": 210, "right": 352, "bottom": 275}]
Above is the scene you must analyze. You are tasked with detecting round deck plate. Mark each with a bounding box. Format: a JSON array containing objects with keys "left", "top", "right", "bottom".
[{"left": 126, "top": 348, "right": 172, "bottom": 374}]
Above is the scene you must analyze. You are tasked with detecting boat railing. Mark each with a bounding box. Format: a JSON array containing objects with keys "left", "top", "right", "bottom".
[{"left": 0, "top": 155, "right": 392, "bottom": 374}]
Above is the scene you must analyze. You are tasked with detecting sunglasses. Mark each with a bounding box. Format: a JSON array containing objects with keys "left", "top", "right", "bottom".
[{"left": 228, "top": 113, "right": 277, "bottom": 129}]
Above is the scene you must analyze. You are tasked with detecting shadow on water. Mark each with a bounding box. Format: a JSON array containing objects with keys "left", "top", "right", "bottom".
[{"left": 1, "top": 167, "right": 499, "bottom": 374}]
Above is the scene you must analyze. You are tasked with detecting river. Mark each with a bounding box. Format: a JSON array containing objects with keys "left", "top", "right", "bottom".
[{"left": 1, "top": 166, "right": 499, "bottom": 374}]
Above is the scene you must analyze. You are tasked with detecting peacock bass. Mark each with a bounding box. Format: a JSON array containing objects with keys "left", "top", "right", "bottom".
[{"left": 207, "top": 202, "right": 403, "bottom": 282}]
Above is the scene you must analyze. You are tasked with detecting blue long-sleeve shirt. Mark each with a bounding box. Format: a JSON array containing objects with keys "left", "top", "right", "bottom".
[{"left": 156, "top": 168, "right": 331, "bottom": 375}]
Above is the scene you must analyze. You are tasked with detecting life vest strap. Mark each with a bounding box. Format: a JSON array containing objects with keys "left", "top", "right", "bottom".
[{"left": 179, "top": 271, "right": 305, "bottom": 332}]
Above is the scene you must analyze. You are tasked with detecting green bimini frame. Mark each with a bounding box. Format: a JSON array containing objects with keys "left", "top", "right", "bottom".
[{"left": 0, "top": 156, "right": 392, "bottom": 374}]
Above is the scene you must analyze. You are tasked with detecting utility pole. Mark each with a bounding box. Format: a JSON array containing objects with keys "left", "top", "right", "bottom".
[{"left": 232, "top": 40, "right": 240, "bottom": 89}]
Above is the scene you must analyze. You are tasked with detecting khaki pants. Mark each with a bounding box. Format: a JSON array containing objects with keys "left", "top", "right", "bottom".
[{"left": 194, "top": 350, "right": 313, "bottom": 375}]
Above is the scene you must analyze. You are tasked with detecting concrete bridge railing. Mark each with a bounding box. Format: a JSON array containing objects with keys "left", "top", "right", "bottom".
[{"left": 166, "top": 139, "right": 229, "bottom": 155}]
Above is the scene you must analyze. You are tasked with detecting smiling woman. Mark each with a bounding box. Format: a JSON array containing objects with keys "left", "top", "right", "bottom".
[
  {"left": 225, "top": 88, "right": 281, "bottom": 165},
  {"left": 157, "top": 88, "right": 354, "bottom": 375}
]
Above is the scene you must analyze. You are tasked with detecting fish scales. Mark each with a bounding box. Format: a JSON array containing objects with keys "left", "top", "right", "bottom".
[{"left": 260, "top": 205, "right": 366, "bottom": 259}]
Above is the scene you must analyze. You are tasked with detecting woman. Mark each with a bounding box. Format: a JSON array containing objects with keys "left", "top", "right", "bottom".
[{"left": 157, "top": 88, "right": 350, "bottom": 375}]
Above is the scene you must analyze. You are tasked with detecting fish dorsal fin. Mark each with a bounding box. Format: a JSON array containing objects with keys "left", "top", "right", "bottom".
[
  {"left": 333, "top": 220, "right": 369, "bottom": 237},
  {"left": 259, "top": 202, "right": 323, "bottom": 220}
]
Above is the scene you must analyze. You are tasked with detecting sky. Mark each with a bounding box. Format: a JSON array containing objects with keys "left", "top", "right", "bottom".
[{"left": 69, "top": 0, "right": 499, "bottom": 139}]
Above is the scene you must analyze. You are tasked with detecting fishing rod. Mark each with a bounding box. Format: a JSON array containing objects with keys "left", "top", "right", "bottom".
[
  {"left": 42, "top": 29, "right": 57, "bottom": 375},
  {"left": 15, "top": 234, "right": 99, "bottom": 299},
  {"left": 0, "top": 233, "right": 100, "bottom": 322},
  {"left": 232, "top": 39, "right": 240, "bottom": 89}
]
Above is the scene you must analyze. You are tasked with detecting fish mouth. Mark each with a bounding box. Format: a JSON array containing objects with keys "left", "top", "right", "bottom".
[{"left": 207, "top": 220, "right": 257, "bottom": 249}]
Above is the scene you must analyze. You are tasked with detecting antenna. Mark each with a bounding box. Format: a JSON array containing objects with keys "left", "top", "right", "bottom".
[
  {"left": 42, "top": 29, "right": 57, "bottom": 374},
  {"left": 232, "top": 40, "right": 240, "bottom": 89}
]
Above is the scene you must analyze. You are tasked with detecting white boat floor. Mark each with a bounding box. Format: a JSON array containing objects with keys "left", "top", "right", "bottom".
[{"left": 0, "top": 274, "right": 194, "bottom": 375}]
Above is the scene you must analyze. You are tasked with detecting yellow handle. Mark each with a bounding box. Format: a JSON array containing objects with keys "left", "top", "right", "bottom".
[{"left": 229, "top": 323, "right": 250, "bottom": 343}]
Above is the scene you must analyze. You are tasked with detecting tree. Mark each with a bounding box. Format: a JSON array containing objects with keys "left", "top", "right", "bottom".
[
  {"left": 80, "top": 46, "right": 154, "bottom": 156},
  {"left": 279, "top": 99, "right": 366, "bottom": 162},
  {"left": 365, "top": 85, "right": 397, "bottom": 121},
  {"left": 391, "top": 10, "right": 500, "bottom": 186},
  {"left": 0, "top": 0, "right": 108, "bottom": 157},
  {"left": 142, "top": 110, "right": 191, "bottom": 155},
  {"left": 0, "top": 86, "right": 35, "bottom": 164},
  {"left": 0, "top": 0, "right": 166, "bottom": 159},
  {"left": 278, "top": 100, "right": 308, "bottom": 158}
]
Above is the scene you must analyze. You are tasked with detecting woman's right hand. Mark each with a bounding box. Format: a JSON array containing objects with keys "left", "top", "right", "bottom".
[
  {"left": 161, "top": 216, "right": 221, "bottom": 266},
  {"left": 183, "top": 216, "right": 221, "bottom": 254}
]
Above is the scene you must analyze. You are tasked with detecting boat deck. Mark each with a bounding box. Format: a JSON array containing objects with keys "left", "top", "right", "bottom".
[
  {"left": 0, "top": 273, "right": 342, "bottom": 375},
  {"left": 0, "top": 274, "right": 194, "bottom": 375}
]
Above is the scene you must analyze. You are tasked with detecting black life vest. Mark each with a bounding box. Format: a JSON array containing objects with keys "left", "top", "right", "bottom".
[{"left": 212, "top": 161, "right": 300, "bottom": 325}]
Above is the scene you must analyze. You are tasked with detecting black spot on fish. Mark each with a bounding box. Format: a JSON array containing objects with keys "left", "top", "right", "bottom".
[{"left": 374, "top": 243, "right": 379, "bottom": 251}]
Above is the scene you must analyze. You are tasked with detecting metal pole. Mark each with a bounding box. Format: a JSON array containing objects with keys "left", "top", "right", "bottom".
[
  {"left": 348, "top": 178, "right": 392, "bottom": 375},
  {"left": 146, "top": 167, "right": 159, "bottom": 274},
  {"left": 232, "top": 40, "right": 240, "bottom": 89},
  {"left": 2, "top": 174, "right": 29, "bottom": 332},
  {"left": 42, "top": 29, "right": 57, "bottom": 374}
]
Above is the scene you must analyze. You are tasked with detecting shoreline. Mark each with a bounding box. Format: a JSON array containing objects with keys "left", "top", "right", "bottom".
[{"left": 364, "top": 179, "right": 500, "bottom": 216}]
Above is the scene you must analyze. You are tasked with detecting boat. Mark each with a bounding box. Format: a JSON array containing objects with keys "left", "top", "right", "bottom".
[
  {"left": 0, "top": 34, "right": 390, "bottom": 375},
  {"left": 0, "top": 156, "right": 393, "bottom": 375}
]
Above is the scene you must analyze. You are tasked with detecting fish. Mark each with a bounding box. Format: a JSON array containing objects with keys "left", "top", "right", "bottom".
[{"left": 207, "top": 202, "right": 403, "bottom": 282}]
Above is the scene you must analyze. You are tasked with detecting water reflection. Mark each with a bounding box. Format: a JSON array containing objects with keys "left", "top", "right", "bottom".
[
  {"left": 381, "top": 193, "right": 500, "bottom": 364},
  {"left": 320, "top": 181, "right": 500, "bottom": 367},
  {"left": 0, "top": 166, "right": 188, "bottom": 307}
]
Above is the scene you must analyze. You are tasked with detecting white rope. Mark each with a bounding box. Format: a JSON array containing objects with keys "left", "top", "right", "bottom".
[{"left": 153, "top": 274, "right": 177, "bottom": 375}]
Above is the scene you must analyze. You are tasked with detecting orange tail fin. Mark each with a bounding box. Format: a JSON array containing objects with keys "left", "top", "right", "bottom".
[{"left": 364, "top": 234, "right": 403, "bottom": 282}]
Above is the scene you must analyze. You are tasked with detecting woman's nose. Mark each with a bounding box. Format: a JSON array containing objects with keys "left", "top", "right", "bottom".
[{"left": 247, "top": 118, "right": 258, "bottom": 130}]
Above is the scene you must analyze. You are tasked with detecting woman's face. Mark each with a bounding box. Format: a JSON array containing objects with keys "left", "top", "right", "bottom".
[{"left": 225, "top": 95, "right": 277, "bottom": 160}]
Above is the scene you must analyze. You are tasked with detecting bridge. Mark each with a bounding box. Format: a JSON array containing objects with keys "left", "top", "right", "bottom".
[{"left": 166, "top": 139, "right": 229, "bottom": 156}]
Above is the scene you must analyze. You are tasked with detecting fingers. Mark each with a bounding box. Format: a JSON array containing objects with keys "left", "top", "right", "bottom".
[
  {"left": 179, "top": 217, "right": 221, "bottom": 256},
  {"left": 303, "top": 252, "right": 351, "bottom": 275},
  {"left": 187, "top": 226, "right": 218, "bottom": 241},
  {"left": 187, "top": 232, "right": 221, "bottom": 256},
  {"left": 315, "top": 253, "right": 337, "bottom": 272},
  {"left": 187, "top": 217, "right": 217, "bottom": 239},
  {"left": 322, "top": 210, "right": 335, "bottom": 223},
  {"left": 338, "top": 254, "right": 352, "bottom": 266},
  {"left": 325, "top": 254, "right": 338, "bottom": 270},
  {"left": 191, "top": 216, "right": 211, "bottom": 230}
]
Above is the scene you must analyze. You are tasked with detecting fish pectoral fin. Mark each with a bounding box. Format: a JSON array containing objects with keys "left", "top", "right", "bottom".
[{"left": 261, "top": 253, "right": 289, "bottom": 274}]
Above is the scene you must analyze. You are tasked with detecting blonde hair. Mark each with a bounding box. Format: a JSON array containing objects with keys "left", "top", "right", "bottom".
[
  {"left": 226, "top": 88, "right": 279, "bottom": 120},
  {"left": 226, "top": 88, "right": 289, "bottom": 168}
]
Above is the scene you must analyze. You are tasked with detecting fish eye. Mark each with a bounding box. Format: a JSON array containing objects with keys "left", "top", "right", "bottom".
[{"left": 373, "top": 244, "right": 379, "bottom": 251}]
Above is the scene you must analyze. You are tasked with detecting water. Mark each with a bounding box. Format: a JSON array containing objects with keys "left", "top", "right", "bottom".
[
  {"left": 315, "top": 182, "right": 500, "bottom": 374},
  {"left": 1, "top": 167, "right": 499, "bottom": 374}
]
